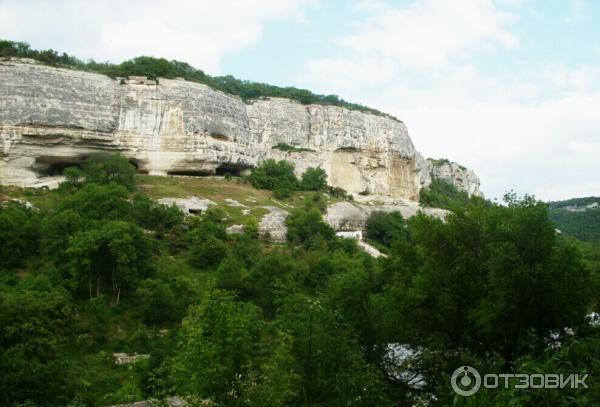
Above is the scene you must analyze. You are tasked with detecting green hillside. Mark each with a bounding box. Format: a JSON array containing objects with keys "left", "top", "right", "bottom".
[
  {"left": 1, "top": 155, "right": 598, "bottom": 406},
  {"left": 549, "top": 196, "right": 600, "bottom": 241}
]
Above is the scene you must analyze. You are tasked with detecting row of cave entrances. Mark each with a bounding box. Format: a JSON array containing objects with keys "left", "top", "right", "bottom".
[{"left": 36, "top": 158, "right": 251, "bottom": 178}]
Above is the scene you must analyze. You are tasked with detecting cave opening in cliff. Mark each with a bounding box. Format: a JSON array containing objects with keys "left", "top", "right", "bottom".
[
  {"left": 37, "top": 159, "right": 84, "bottom": 176},
  {"left": 215, "top": 163, "right": 250, "bottom": 177},
  {"left": 167, "top": 170, "right": 215, "bottom": 177}
]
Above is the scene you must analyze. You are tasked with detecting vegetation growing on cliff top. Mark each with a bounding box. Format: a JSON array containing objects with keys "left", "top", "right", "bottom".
[
  {"left": 0, "top": 39, "right": 396, "bottom": 119},
  {"left": 419, "top": 178, "right": 475, "bottom": 210},
  {"left": 0, "top": 153, "right": 598, "bottom": 405}
]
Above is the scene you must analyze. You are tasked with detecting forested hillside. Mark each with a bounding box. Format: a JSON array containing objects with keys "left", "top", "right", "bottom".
[
  {"left": 0, "top": 155, "right": 598, "bottom": 406},
  {"left": 549, "top": 196, "right": 600, "bottom": 241}
]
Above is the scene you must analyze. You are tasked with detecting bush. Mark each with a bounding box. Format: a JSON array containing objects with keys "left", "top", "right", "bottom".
[
  {"left": 286, "top": 207, "right": 335, "bottom": 248},
  {"left": 366, "top": 211, "right": 406, "bottom": 246},
  {"left": 61, "top": 153, "right": 136, "bottom": 191},
  {"left": 189, "top": 236, "right": 228, "bottom": 270},
  {"left": 81, "top": 153, "right": 136, "bottom": 190},
  {"left": 273, "top": 187, "right": 291, "bottom": 199},
  {"left": 136, "top": 279, "right": 180, "bottom": 325},
  {"left": 419, "top": 178, "right": 471, "bottom": 209},
  {"left": 248, "top": 159, "right": 299, "bottom": 193},
  {"left": 300, "top": 167, "right": 327, "bottom": 191},
  {"left": 132, "top": 194, "right": 184, "bottom": 231}
]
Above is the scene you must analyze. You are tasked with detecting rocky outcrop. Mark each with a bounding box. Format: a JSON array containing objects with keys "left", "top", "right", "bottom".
[
  {"left": 422, "top": 158, "right": 482, "bottom": 197},
  {"left": 0, "top": 58, "right": 481, "bottom": 199},
  {"left": 325, "top": 201, "right": 448, "bottom": 232},
  {"left": 258, "top": 206, "right": 288, "bottom": 242},
  {"left": 157, "top": 197, "right": 215, "bottom": 215}
]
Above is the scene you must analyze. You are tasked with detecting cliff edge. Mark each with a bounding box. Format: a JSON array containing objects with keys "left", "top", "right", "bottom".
[{"left": 0, "top": 58, "right": 481, "bottom": 199}]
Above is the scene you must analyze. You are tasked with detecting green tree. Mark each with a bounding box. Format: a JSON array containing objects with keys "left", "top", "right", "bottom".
[
  {"left": 66, "top": 220, "right": 153, "bottom": 304},
  {"left": 188, "top": 235, "right": 228, "bottom": 270},
  {"left": 135, "top": 279, "right": 181, "bottom": 325},
  {"left": 300, "top": 167, "right": 327, "bottom": 191},
  {"left": 0, "top": 289, "right": 74, "bottom": 405},
  {"left": 171, "top": 289, "right": 264, "bottom": 403},
  {"left": 131, "top": 194, "right": 184, "bottom": 231},
  {"left": 286, "top": 207, "right": 335, "bottom": 249},
  {"left": 80, "top": 153, "right": 136, "bottom": 190},
  {"left": 248, "top": 159, "right": 299, "bottom": 194},
  {"left": 366, "top": 211, "right": 406, "bottom": 246},
  {"left": 383, "top": 195, "right": 590, "bottom": 366},
  {"left": 0, "top": 202, "right": 40, "bottom": 270}
]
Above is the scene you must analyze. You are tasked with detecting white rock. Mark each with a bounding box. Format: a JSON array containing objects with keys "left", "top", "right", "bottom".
[
  {"left": 224, "top": 198, "right": 247, "bottom": 208},
  {"left": 226, "top": 224, "right": 245, "bottom": 234},
  {"left": 258, "top": 206, "right": 289, "bottom": 242},
  {"left": 157, "top": 197, "right": 215, "bottom": 214},
  {"left": 0, "top": 59, "right": 481, "bottom": 200}
]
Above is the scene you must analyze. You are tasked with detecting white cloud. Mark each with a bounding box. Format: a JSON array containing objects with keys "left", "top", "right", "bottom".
[
  {"left": 0, "top": 0, "right": 316, "bottom": 74},
  {"left": 298, "top": 0, "right": 600, "bottom": 201},
  {"left": 340, "top": 0, "right": 517, "bottom": 69}
]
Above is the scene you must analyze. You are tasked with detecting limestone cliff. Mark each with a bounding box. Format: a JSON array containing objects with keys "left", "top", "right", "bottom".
[{"left": 0, "top": 58, "right": 481, "bottom": 199}]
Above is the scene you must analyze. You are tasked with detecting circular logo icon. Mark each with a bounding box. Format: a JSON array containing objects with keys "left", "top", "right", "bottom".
[{"left": 451, "top": 365, "right": 481, "bottom": 396}]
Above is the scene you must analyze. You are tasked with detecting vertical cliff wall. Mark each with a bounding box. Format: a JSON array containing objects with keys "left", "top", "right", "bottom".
[{"left": 0, "top": 58, "right": 480, "bottom": 199}]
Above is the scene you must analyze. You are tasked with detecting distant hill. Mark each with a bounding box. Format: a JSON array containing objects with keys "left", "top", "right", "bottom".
[{"left": 549, "top": 196, "right": 600, "bottom": 242}]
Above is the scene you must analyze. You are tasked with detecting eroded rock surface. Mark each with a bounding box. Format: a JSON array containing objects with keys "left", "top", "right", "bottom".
[
  {"left": 0, "top": 59, "right": 481, "bottom": 199},
  {"left": 325, "top": 201, "right": 448, "bottom": 232},
  {"left": 258, "top": 206, "right": 288, "bottom": 243},
  {"left": 157, "top": 197, "right": 215, "bottom": 214}
]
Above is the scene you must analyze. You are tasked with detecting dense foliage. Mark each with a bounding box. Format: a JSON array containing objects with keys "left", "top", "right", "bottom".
[
  {"left": 549, "top": 197, "right": 600, "bottom": 242},
  {"left": 419, "top": 178, "right": 474, "bottom": 210},
  {"left": 0, "top": 154, "right": 598, "bottom": 405},
  {"left": 0, "top": 39, "right": 394, "bottom": 118},
  {"left": 247, "top": 159, "right": 327, "bottom": 198}
]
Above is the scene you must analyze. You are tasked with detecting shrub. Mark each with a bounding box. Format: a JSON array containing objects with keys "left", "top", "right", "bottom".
[
  {"left": 286, "top": 207, "right": 335, "bottom": 248},
  {"left": 366, "top": 211, "right": 406, "bottom": 246},
  {"left": 419, "top": 178, "right": 471, "bottom": 210},
  {"left": 189, "top": 236, "right": 228, "bottom": 269},
  {"left": 300, "top": 167, "right": 327, "bottom": 191},
  {"left": 132, "top": 194, "right": 184, "bottom": 231},
  {"left": 248, "top": 159, "right": 299, "bottom": 192}
]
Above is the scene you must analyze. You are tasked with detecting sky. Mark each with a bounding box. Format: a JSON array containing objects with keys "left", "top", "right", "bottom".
[{"left": 1, "top": 0, "right": 599, "bottom": 201}]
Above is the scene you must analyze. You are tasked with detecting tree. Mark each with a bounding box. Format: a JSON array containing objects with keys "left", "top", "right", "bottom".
[
  {"left": 0, "top": 288, "right": 74, "bottom": 405},
  {"left": 276, "top": 294, "right": 392, "bottom": 406},
  {"left": 366, "top": 211, "right": 406, "bottom": 246},
  {"left": 171, "top": 289, "right": 264, "bottom": 403},
  {"left": 131, "top": 194, "right": 184, "bottom": 231},
  {"left": 80, "top": 153, "right": 136, "bottom": 190},
  {"left": 0, "top": 201, "right": 40, "bottom": 270},
  {"left": 286, "top": 207, "right": 335, "bottom": 249},
  {"left": 248, "top": 159, "right": 299, "bottom": 194},
  {"left": 189, "top": 236, "right": 228, "bottom": 270},
  {"left": 66, "top": 220, "right": 152, "bottom": 304},
  {"left": 135, "top": 279, "right": 181, "bottom": 325},
  {"left": 248, "top": 251, "right": 302, "bottom": 319},
  {"left": 300, "top": 167, "right": 327, "bottom": 191},
  {"left": 383, "top": 195, "right": 590, "bottom": 365},
  {"left": 59, "top": 183, "right": 131, "bottom": 222}
]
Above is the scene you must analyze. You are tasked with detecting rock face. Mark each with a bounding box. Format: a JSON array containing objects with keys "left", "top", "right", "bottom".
[
  {"left": 422, "top": 159, "right": 482, "bottom": 197},
  {"left": 0, "top": 59, "right": 481, "bottom": 199},
  {"left": 326, "top": 201, "right": 448, "bottom": 232}
]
